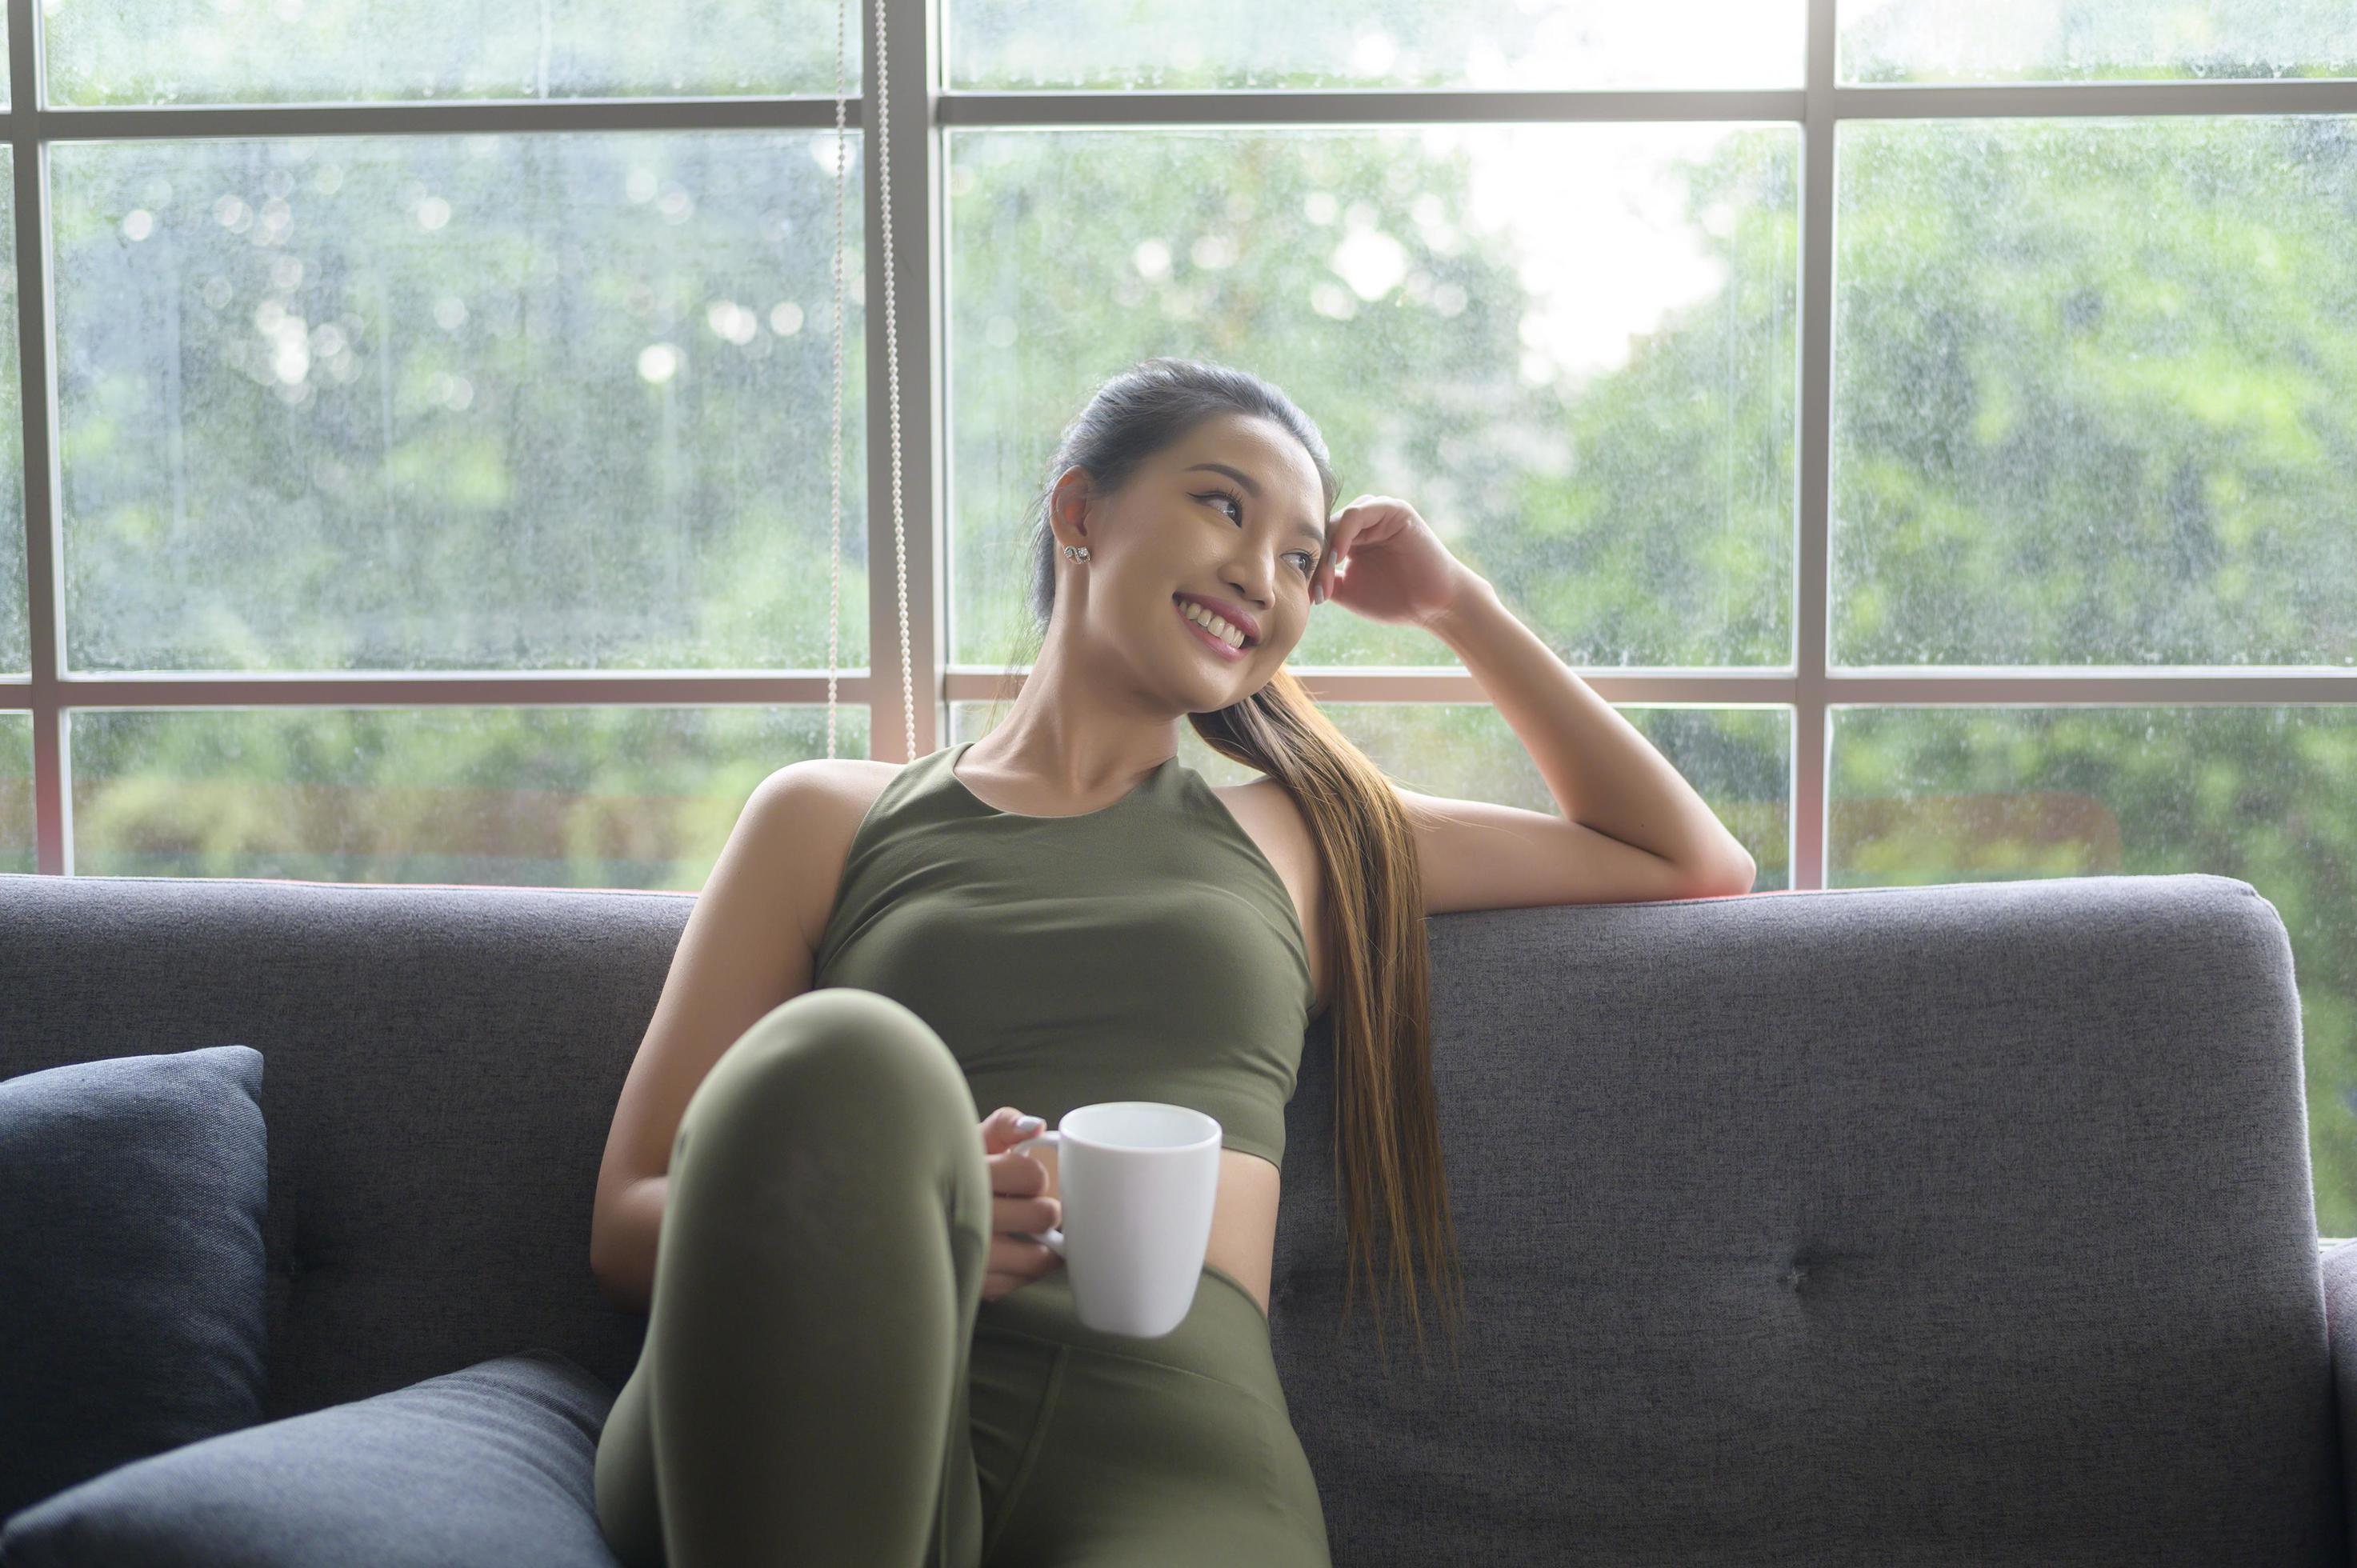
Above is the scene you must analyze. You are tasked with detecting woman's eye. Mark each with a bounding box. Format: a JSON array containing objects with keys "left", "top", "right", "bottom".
[{"left": 1203, "top": 489, "right": 1314, "bottom": 574}]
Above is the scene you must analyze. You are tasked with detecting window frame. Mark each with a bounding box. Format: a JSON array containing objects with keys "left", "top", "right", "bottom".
[{"left": 5, "top": 0, "right": 2355, "bottom": 881}]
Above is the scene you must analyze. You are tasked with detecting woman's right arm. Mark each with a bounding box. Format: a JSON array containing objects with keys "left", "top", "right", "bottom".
[
  {"left": 590, "top": 764, "right": 829, "bottom": 1313},
  {"left": 587, "top": 760, "right": 1067, "bottom": 1314},
  {"left": 592, "top": 1174, "right": 670, "bottom": 1314}
]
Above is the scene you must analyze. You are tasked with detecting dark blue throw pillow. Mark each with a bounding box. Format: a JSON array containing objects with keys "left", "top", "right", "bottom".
[
  {"left": 0, "top": 1350, "right": 615, "bottom": 1568},
  {"left": 0, "top": 1046, "right": 268, "bottom": 1528}
]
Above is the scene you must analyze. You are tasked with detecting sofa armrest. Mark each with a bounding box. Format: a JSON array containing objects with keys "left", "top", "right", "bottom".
[{"left": 2322, "top": 1240, "right": 2357, "bottom": 1563}]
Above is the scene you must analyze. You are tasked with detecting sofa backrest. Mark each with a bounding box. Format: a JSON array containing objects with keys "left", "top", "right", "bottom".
[{"left": 2, "top": 870, "right": 2336, "bottom": 1563}]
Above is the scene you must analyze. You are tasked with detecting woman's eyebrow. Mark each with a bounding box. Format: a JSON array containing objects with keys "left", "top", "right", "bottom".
[{"left": 1180, "top": 462, "right": 1327, "bottom": 546}]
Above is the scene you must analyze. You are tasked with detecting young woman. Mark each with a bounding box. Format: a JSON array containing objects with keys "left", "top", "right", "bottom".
[{"left": 586, "top": 356, "right": 1751, "bottom": 1566}]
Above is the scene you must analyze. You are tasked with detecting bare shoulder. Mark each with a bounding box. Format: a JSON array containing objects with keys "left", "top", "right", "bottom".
[
  {"left": 796, "top": 754, "right": 903, "bottom": 796},
  {"left": 774, "top": 755, "right": 905, "bottom": 950},
  {"left": 1215, "top": 774, "right": 1319, "bottom": 904},
  {"left": 1212, "top": 774, "right": 1303, "bottom": 851}
]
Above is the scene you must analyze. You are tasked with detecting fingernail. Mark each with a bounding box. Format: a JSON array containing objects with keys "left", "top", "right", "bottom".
[{"left": 1016, "top": 1115, "right": 1044, "bottom": 1132}]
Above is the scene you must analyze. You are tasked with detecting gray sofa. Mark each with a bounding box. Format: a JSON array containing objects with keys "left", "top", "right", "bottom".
[{"left": 2, "top": 867, "right": 2351, "bottom": 1565}]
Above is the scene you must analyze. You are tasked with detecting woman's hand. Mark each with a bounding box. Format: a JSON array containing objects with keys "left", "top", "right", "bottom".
[
  {"left": 977, "top": 1106, "right": 1064, "bottom": 1302},
  {"left": 1311, "top": 494, "right": 1483, "bottom": 630}
]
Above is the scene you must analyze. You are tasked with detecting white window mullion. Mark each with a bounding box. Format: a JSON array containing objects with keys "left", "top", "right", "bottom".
[{"left": 10, "top": 0, "right": 66, "bottom": 874}]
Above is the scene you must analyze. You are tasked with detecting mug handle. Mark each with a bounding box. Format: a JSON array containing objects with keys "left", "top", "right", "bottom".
[{"left": 1010, "top": 1131, "right": 1066, "bottom": 1256}]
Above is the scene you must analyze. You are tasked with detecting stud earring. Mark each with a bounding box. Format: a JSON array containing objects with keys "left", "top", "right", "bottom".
[{"left": 1061, "top": 544, "right": 1090, "bottom": 562}]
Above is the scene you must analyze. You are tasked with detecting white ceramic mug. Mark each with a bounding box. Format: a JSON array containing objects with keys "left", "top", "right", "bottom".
[{"left": 1011, "top": 1101, "right": 1223, "bottom": 1338}]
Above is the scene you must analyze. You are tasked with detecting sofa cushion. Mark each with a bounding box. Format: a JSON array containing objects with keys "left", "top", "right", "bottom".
[
  {"left": 0, "top": 1044, "right": 269, "bottom": 1527},
  {"left": 0, "top": 1350, "right": 616, "bottom": 1567}
]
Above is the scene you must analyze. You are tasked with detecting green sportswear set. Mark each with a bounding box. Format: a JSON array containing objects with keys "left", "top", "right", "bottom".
[{"left": 594, "top": 740, "right": 1332, "bottom": 1566}]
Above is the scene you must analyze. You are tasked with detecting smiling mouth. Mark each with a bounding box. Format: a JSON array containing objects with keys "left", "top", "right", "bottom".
[{"left": 1174, "top": 596, "right": 1255, "bottom": 655}]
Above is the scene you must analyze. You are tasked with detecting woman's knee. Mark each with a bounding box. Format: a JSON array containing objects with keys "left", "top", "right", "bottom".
[{"left": 676, "top": 987, "right": 971, "bottom": 1155}]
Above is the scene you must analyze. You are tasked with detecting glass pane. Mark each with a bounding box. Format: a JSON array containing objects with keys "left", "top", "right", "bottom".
[
  {"left": 0, "top": 146, "right": 19, "bottom": 674},
  {"left": 69, "top": 705, "right": 864, "bottom": 887},
  {"left": 53, "top": 132, "right": 866, "bottom": 674},
  {"left": 949, "top": 0, "right": 1806, "bottom": 91},
  {"left": 1842, "top": 0, "right": 2357, "bottom": 85},
  {"left": 45, "top": 0, "right": 862, "bottom": 107},
  {"left": 946, "top": 125, "right": 1799, "bottom": 671},
  {"left": 0, "top": 714, "right": 29, "bottom": 873},
  {"left": 1829, "top": 705, "right": 2357, "bottom": 1229},
  {"left": 953, "top": 698, "right": 1787, "bottom": 890},
  {"left": 1832, "top": 116, "right": 2357, "bottom": 669}
]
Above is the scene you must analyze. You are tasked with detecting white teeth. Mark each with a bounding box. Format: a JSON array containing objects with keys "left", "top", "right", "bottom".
[{"left": 1179, "top": 599, "right": 1246, "bottom": 649}]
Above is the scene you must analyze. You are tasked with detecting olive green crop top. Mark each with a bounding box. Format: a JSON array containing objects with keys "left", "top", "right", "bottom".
[{"left": 810, "top": 740, "right": 1315, "bottom": 1168}]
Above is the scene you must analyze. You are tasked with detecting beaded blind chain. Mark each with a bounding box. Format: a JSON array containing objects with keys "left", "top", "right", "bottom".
[{"left": 828, "top": 0, "right": 911, "bottom": 762}]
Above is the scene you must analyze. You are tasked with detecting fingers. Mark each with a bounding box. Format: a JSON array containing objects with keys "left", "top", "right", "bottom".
[
  {"left": 993, "top": 1192, "right": 1059, "bottom": 1234},
  {"left": 978, "top": 1105, "right": 1046, "bottom": 1156},
  {"left": 1318, "top": 502, "right": 1369, "bottom": 601},
  {"left": 1317, "top": 544, "right": 1351, "bottom": 603},
  {"left": 989, "top": 1150, "right": 1050, "bottom": 1202},
  {"left": 982, "top": 1235, "right": 1064, "bottom": 1302},
  {"left": 978, "top": 1106, "right": 1021, "bottom": 1153},
  {"left": 990, "top": 1233, "right": 1059, "bottom": 1270},
  {"left": 974, "top": 1106, "right": 1062, "bottom": 1304},
  {"left": 979, "top": 1108, "right": 1061, "bottom": 1302},
  {"left": 982, "top": 1262, "right": 1062, "bottom": 1302},
  {"left": 981, "top": 1216, "right": 1064, "bottom": 1302}
]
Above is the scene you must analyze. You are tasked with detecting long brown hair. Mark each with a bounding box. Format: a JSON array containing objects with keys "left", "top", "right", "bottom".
[{"left": 986, "top": 355, "right": 1467, "bottom": 1369}]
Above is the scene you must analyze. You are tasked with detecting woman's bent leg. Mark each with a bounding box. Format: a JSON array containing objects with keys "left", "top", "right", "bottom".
[{"left": 593, "top": 987, "right": 994, "bottom": 1568}]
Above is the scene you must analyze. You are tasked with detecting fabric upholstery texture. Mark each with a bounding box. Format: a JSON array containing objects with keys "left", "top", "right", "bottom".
[
  {"left": 0, "top": 1044, "right": 268, "bottom": 1525},
  {"left": 1, "top": 1350, "right": 608, "bottom": 1566},
  {"left": 0, "top": 868, "right": 2339, "bottom": 1565}
]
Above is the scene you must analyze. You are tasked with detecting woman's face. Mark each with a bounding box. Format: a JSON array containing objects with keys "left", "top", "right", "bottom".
[{"left": 1061, "top": 411, "right": 1328, "bottom": 698}]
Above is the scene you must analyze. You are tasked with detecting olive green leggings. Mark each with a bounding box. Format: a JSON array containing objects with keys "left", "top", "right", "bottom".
[{"left": 592, "top": 986, "right": 1332, "bottom": 1567}]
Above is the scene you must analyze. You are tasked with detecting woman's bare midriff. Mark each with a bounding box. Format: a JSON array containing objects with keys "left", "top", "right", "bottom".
[{"left": 806, "top": 754, "right": 1330, "bottom": 1322}]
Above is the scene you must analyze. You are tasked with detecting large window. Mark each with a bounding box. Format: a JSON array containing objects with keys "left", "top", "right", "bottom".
[{"left": 2, "top": 1, "right": 2353, "bottom": 1230}]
